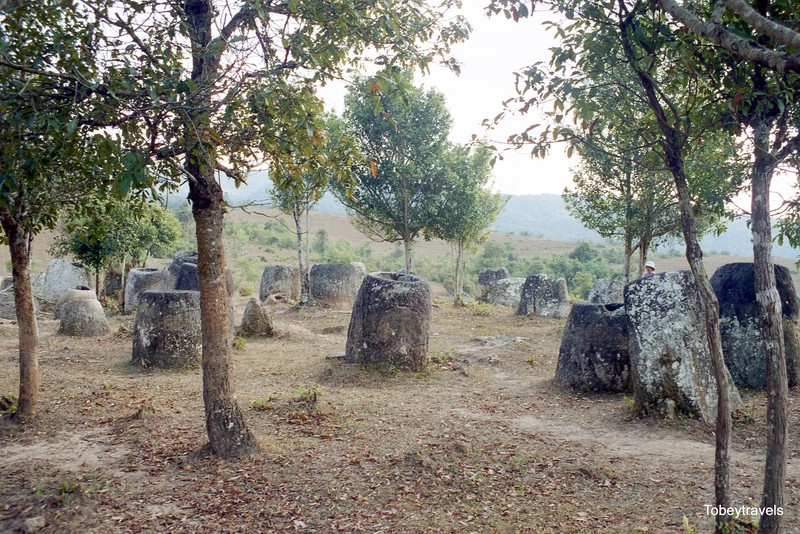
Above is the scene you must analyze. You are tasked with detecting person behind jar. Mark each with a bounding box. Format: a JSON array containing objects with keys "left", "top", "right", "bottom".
[{"left": 642, "top": 260, "right": 656, "bottom": 278}]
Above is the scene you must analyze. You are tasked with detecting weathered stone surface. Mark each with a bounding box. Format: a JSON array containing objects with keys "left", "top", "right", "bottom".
[
  {"left": 54, "top": 287, "right": 96, "bottom": 319},
  {"left": 625, "top": 270, "right": 741, "bottom": 422},
  {"left": 0, "top": 278, "right": 39, "bottom": 320},
  {"left": 103, "top": 264, "right": 123, "bottom": 297},
  {"left": 132, "top": 290, "right": 202, "bottom": 369},
  {"left": 175, "top": 263, "right": 200, "bottom": 291},
  {"left": 239, "top": 297, "right": 274, "bottom": 337},
  {"left": 711, "top": 262, "right": 800, "bottom": 389},
  {"left": 58, "top": 299, "right": 110, "bottom": 337},
  {"left": 36, "top": 259, "right": 90, "bottom": 303},
  {"left": 310, "top": 262, "right": 367, "bottom": 309},
  {"left": 517, "top": 274, "right": 570, "bottom": 318},
  {"left": 588, "top": 279, "right": 625, "bottom": 304},
  {"left": 477, "top": 268, "right": 511, "bottom": 301},
  {"left": 555, "top": 303, "right": 630, "bottom": 392},
  {"left": 259, "top": 264, "right": 300, "bottom": 302},
  {"left": 160, "top": 250, "right": 198, "bottom": 290},
  {"left": 484, "top": 277, "right": 525, "bottom": 308},
  {"left": 23, "top": 516, "right": 46, "bottom": 533},
  {"left": 124, "top": 268, "right": 164, "bottom": 314},
  {"left": 345, "top": 272, "right": 432, "bottom": 371}
]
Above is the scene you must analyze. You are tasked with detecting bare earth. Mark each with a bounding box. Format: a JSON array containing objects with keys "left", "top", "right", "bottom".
[{"left": 1, "top": 299, "right": 799, "bottom": 533}]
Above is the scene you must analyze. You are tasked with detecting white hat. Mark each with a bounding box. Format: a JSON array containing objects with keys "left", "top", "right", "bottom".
[{"left": 645, "top": 260, "right": 655, "bottom": 269}]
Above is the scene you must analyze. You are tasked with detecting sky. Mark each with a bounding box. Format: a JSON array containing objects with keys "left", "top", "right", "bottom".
[
  {"left": 416, "top": 4, "right": 571, "bottom": 196},
  {"left": 320, "top": 3, "right": 572, "bottom": 197}
]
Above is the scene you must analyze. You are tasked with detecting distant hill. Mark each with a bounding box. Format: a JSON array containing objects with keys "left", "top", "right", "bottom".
[
  {"left": 493, "top": 194, "right": 601, "bottom": 242},
  {"left": 194, "top": 173, "right": 798, "bottom": 261},
  {"left": 495, "top": 194, "right": 798, "bottom": 260}
]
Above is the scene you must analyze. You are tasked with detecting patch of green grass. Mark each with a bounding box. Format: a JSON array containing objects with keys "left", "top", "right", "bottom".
[
  {"left": 0, "top": 394, "right": 18, "bottom": 415},
  {"left": 250, "top": 395, "right": 275, "bottom": 411},
  {"left": 466, "top": 301, "right": 503, "bottom": 317}
]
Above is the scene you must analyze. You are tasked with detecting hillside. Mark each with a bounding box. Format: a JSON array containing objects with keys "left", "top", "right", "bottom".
[{"left": 219, "top": 173, "right": 799, "bottom": 262}]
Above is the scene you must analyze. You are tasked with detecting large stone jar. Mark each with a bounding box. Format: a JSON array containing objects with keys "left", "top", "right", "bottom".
[
  {"left": 555, "top": 302, "right": 630, "bottom": 393},
  {"left": 345, "top": 272, "right": 432, "bottom": 372},
  {"left": 259, "top": 264, "right": 301, "bottom": 301},
  {"left": 124, "top": 268, "right": 164, "bottom": 314},
  {"left": 132, "top": 290, "right": 202, "bottom": 369},
  {"left": 310, "top": 262, "right": 367, "bottom": 309}
]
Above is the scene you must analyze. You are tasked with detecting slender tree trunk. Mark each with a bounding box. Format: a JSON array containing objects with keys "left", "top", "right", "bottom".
[
  {"left": 1, "top": 215, "right": 38, "bottom": 423},
  {"left": 623, "top": 233, "right": 633, "bottom": 284},
  {"left": 294, "top": 208, "right": 308, "bottom": 306},
  {"left": 672, "top": 163, "right": 733, "bottom": 530},
  {"left": 752, "top": 119, "right": 787, "bottom": 534},
  {"left": 453, "top": 241, "right": 465, "bottom": 306},
  {"left": 304, "top": 205, "right": 311, "bottom": 304},
  {"left": 639, "top": 235, "right": 651, "bottom": 278},
  {"left": 95, "top": 270, "right": 100, "bottom": 298},
  {"left": 186, "top": 0, "right": 258, "bottom": 457},
  {"left": 619, "top": 19, "right": 732, "bottom": 528},
  {"left": 118, "top": 256, "right": 127, "bottom": 308},
  {"left": 403, "top": 237, "right": 413, "bottom": 274}
]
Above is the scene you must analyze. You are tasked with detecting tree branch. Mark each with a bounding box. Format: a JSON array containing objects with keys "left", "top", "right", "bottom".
[{"left": 653, "top": 0, "right": 800, "bottom": 73}]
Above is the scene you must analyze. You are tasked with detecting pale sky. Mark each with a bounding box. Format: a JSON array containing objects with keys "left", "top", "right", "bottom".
[{"left": 416, "top": 3, "right": 572, "bottom": 196}]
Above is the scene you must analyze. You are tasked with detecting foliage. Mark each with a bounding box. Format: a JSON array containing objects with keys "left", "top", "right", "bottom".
[
  {"left": 4, "top": 0, "right": 469, "bottom": 452},
  {"left": 250, "top": 395, "right": 274, "bottom": 412},
  {"left": 426, "top": 144, "right": 507, "bottom": 305},
  {"left": 472, "top": 240, "right": 615, "bottom": 299},
  {"left": 53, "top": 199, "right": 181, "bottom": 277},
  {"left": 333, "top": 70, "right": 455, "bottom": 273},
  {"left": 292, "top": 384, "right": 327, "bottom": 412},
  {"left": 564, "top": 141, "right": 682, "bottom": 279}
]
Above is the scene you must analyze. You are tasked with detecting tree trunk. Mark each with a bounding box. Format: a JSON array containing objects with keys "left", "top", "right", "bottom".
[
  {"left": 619, "top": 20, "right": 732, "bottom": 527},
  {"left": 673, "top": 166, "right": 733, "bottom": 530},
  {"left": 118, "top": 256, "right": 127, "bottom": 308},
  {"left": 188, "top": 173, "right": 259, "bottom": 457},
  {"left": 185, "top": 0, "right": 258, "bottom": 458},
  {"left": 0, "top": 215, "right": 38, "bottom": 423},
  {"left": 303, "top": 205, "right": 311, "bottom": 305},
  {"left": 639, "top": 235, "right": 651, "bottom": 278},
  {"left": 752, "top": 119, "right": 788, "bottom": 534},
  {"left": 95, "top": 270, "right": 100, "bottom": 298},
  {"left": 403, "top": 237, "right": 413, "bottom": 274},
  {"left": 294, "top": 208, "right": 308, "bottom": 306},
  {"left": 453, "top": 241, "right": 465, "bottom": 306},
  {"left": 623, "top": 233, "right": 633, "bottom": 284}
]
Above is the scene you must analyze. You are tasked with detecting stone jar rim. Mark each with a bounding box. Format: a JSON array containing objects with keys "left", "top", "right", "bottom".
[{"left": 369, "top": 271, "right": 426, "bottom": 285}]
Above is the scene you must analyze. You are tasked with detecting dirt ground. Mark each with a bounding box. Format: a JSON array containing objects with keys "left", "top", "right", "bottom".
[{"left": 1, "top": 299, "right": 799, "bottom": 533}]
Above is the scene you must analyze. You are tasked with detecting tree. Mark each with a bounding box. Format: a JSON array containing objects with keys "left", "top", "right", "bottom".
[
  {"left": 270, "top": 112, "right": 358, "bottom": 305},
  {"left": 270, "top": 169, "right": 324, "bottom": 306},
  {"left": 39, "top": 0, "right": 465, "bottom": 457},
  {"left": 565, "top": 143, "right": 681, "bottom": 283},
  {"left": 487, "top": 1, "right": 745, "bottom": 528},
  {"left": 0, "top": 1, "right": 120, "bottom": 422},
  {"left": 427, "top": 145, "right": 506, "bottom": 305},
  {"left": 333, "top": 71, "right": 454, "bottom": 274},
  {"left": 53, "top": 199, "right": 181, "bottom": 295},
  {"left": 643, "top": 0, "right": 800, "bottom": 526}
]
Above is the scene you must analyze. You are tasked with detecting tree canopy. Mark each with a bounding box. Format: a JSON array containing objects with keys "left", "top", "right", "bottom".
[{"left": 334, "top": 70, "right": 454, "bottom": 273}]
